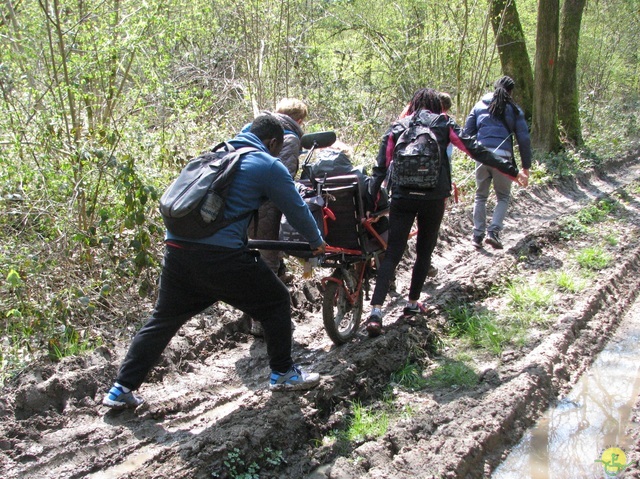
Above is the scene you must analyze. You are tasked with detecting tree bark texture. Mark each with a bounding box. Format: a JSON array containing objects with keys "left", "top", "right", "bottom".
[
  {"left": 557, "top": 0, "right": 586, "bottom": 146},
  {"left": 532, "top": 0, "right": 561, "bottom": 152},
  {"left": 489, "top": 0, "right": 534, "bottom": 120}
]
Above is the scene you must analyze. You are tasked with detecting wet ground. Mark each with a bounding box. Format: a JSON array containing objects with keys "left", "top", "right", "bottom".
[
  {"left": 493, "top": 293, "right": 640, "bottom": 479},
  {"left": 1, "top": 152, "right": 640, "bottom": 479}
]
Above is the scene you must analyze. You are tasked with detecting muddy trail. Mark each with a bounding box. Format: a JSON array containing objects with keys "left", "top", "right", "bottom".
[{"left": 2, "top": 153, "right": 640, "bottom": 479}]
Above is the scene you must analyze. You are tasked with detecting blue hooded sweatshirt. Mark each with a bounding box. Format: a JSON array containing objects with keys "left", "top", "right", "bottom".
[
  {"left": 463, "top": 92, "right": 532, "bottom": 169},
  {"left": 166, "top": 131, "right": 323, "bottom": 249}
]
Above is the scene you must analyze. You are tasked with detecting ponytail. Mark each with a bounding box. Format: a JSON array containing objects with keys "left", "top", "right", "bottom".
[{"left": 488, "top": 76, "right": 517, "bottom": 121}]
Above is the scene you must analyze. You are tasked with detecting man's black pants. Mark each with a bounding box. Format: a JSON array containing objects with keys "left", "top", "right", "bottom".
[{"left": 116, "top": 242, "right": 293, "bottom": 390}]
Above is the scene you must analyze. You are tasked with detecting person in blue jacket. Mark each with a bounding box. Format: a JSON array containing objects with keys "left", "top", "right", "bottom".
[
  {"left": 102, "top": 115, "right": 327, "bottom": 409},
  {"left": 464, "top": 76, "right": 531, "bottom": 249}
]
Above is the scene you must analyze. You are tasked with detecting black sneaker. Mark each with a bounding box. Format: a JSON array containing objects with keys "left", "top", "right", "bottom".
[
  {"left": 365, "top": 311, "right": 383, "bottom": 338},
  {"left": 402, "top": 302, "right": 428, "bottom": 317},
  {"left": 485, "top": 231, "right": 503, "bottom": 249},
  {"left": 471, "top": 235, "right": 484, "bottom": 249}
]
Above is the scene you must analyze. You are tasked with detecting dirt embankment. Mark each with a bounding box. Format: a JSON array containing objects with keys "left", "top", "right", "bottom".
[{"left": 1, "top": 153, "right": 640, "bottom": 479}]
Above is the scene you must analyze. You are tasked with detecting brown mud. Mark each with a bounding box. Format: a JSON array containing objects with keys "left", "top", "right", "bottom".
[{"left": 2, "top": 153, "right": 640, "bottom": 479}]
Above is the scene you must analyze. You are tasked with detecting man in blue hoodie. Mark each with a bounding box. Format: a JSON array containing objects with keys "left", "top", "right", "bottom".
[
  {"left": 464, "top": 76, "right": 532, "bottom": 249},
  {"left": 102, "top": 115, "right": 326, "bottom": 409}
]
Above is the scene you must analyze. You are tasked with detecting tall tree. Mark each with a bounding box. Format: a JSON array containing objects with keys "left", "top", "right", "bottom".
[
  {"left": 531, "top": 0, "right": 561, "bottom": 152},
  {"left": 557, "top": 0, "right": 587, "bottom": 147},
  {"left": 489, "top": 0, "right": 534, "bottom": 120}
]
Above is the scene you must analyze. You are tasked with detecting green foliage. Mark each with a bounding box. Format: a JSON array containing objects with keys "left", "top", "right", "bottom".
[
  {"left": 575, "top": 199, "right": 618, "bottom": 225},
  {"left": 0, "top": 0, "right": 639, "bottom": 378},
  {"left": 390, "top": 360, "right": 428, "bottom": 391},
  {"left": 212, "top": 447, "right": 284, "bottom": 479},
  {"left": 346, "top": 400, "right": 389, "bottom": 442},
  {"left": 574, "top": 246, "right": 612, "bottom": 271},
  {"left": 425, "top": 359, "right": 478, "bottom": 389},
  {"left": 505, "top": 279, "right": 554, "bottom": 312},
  {"left": 47, "top": 325, "right": 103, "bottom": 361},
  {"left": 549, "top": 270, "right": 589, "bottom": 293},
  {"left": 444, "top": 302, "right": 515, "bottom": 355},
  {"left": 558, "top": 216, "right": 590, "bottom": 240},
  {"left": 533, "top": 148, "right": 598, "bottom": 180}
]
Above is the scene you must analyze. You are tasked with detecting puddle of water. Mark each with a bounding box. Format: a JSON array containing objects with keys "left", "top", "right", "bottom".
[
  {"left": 87, "top": 448, "right": 160, "bottom": 479},
  {"left": 493, "top": 306, "right": 640, "bottom": 479}
]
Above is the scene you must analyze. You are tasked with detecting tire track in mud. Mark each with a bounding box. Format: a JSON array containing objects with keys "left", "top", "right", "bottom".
[
  {"left": 324, "top": 240, "right": 640, "bottom": 479},
  {"left": 1, "top": 152, "right": 640, "bottom": 479}
]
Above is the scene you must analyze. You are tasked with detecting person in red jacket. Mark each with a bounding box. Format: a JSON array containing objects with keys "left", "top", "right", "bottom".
[{"left": 365, "top": 88, "right": 528, "bottom": 337}]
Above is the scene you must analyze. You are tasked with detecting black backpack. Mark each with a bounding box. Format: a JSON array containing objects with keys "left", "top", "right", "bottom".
[
  {"left": 391, "top": 111, "right": 441, "bottom": 190},
  {"left": 159, "top": 142, "right": 258, "bottom": 239}
]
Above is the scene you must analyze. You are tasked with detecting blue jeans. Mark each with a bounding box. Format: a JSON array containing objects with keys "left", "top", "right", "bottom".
[
  {"left": 116, "top": 242, "right": 293, "bottom": 390},
  {"left": 473, "top": 162, "right": 513, "bottom": 237},
  {"left": 371, "top": 197, "right": 445, "bottom": 305}
]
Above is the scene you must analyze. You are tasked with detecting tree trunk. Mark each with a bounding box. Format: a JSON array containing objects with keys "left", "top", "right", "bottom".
[
  {"left": 531, "top": 0, "right": 561, "bottom": 152},
  {"left": 489, "top": 0, "right": 534, "bottom": 121},
  {"left": 557, "top": 0, "right": 586, "bottom": 147}
]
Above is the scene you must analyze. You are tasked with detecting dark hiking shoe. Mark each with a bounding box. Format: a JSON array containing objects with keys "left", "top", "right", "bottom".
[
  {"left": 471, "top": 235, "right": 484, "bottom": 249},
  {"left": 102, "top": 385, "right": 144, "bottom": 409},
  {"left": 402, "top": 302, "right": 429, "bottom": 317},
  {"left": 269, "top": 365, "right": 320, "bottom": 391},
  {"left": 485, "top": 231, "right": 503, "bottom": 249},
  {"left": 365, "top": 310, "right": 383, "bottom": 338}
]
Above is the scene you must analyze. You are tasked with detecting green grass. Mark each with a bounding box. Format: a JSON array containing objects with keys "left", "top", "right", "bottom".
[
  {"left": 558, "top": 198, "right": 619, "bottom": 240},
  {"left": 574, "top": 246, "right": 612, "bottom": 270},
  {"left": 575, "top": 199, "right": 619, "bottom": 225},
  {"left": 549, "top": 270, "right": 590, "bottom": 293},
  {"left": 47, "top": 325, "right": 103, "bottom": 361},
  {"left": 390, "top": 360, "right": 428, "bottom": 391},
  {"left": 558, "top": 216, "right": 590, "bottom": 240},
  {"left": 505, "top": 280, "right": 554, "bottom": 310},
  {"left": 425, "top": 359, "right": 478, "bottom": 389},
  {"left": 346, "top": 400, "right": 389, "bottom": 442},
  {"left": 444, "top": 302, "right": 515, "bottom": 355}
]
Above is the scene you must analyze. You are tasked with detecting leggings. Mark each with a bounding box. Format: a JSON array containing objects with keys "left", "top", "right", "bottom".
[{"left": 371, "top": 197, "right": 446, "bottom": 306}]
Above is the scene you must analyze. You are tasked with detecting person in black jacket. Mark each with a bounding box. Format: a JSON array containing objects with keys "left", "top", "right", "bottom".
[{"left": 365, "top": 88, "right": 528, "bottom": 337}]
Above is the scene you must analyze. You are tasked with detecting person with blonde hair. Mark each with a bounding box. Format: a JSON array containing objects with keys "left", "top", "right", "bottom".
[{"left": 246, "top": 98, "right": 308, "bottom": 335}]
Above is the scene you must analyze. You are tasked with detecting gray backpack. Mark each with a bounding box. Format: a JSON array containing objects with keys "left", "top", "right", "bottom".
[
  {"left": 159, "top": 142, "right": 257, "bottom": 239},
  {"left": 391, "top": 112, "right": 441, "bottom": 190}
]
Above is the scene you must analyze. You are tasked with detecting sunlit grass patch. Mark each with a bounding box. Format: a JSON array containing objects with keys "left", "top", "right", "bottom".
[
  {"left": 603, "top": 232, "right": 619, "bottom": 246},
  {"left": 346, "top": 400, "right": 389, "bottom": 442},
  {"left": 558, "top": 216, "right": 589, "bottom": 240},
  {"left": 558, "top": 198, "right": 619, "bottom": 241},
  {"left": 574, "top": 246, "right": 612, "bottom": 270},
  {"left": 425, "top": 358, "right": 478, "bottom": 389},
  {"left": 548, "top": 269, "right": 590, "bottom": 293},
  {"left": 444, "top": 302, "right": 515, "bottom": 355},
  {"left": 505, "top": 279, "right": 555, "bottom": 312},
  {"left": 575, "top": 198, "right": 619, "bottom": 225}
]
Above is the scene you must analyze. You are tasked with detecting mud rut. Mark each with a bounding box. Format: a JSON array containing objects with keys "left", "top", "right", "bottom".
[{"left": 2, "top": 153, "right": 640, "bottom": 479}]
